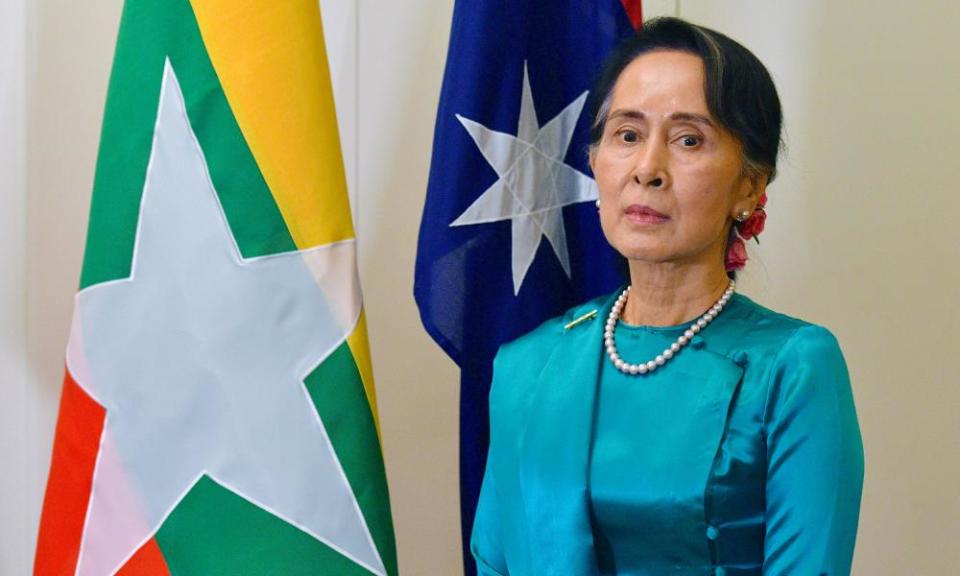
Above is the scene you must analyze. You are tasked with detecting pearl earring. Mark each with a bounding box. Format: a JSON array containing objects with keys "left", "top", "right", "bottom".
[
  {"left": 735, "top": 209, "right": 751, "bottom": 222},
  {"left": 595, "top": 199, "right": 601, "bottom": 210}
]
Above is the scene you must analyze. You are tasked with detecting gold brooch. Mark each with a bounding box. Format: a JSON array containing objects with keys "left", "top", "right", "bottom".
[{"left": 564, "top": 309, "right": 598, "bottom": 330}]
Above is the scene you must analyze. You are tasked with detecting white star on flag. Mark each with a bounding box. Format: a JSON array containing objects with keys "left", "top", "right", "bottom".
[
  {"left": 450, "top": 61, "right": 598, "bottom": 295},
  {"left": 66, "top": 60, "right": 384, "bottom": 576}
]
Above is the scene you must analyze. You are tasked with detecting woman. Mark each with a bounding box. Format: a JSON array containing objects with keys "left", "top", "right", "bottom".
[{"left": 470, "top": 17, "right": 864, "bottom": 576}]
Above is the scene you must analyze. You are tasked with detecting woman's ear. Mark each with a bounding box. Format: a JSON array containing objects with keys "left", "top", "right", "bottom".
[
  {"left": 741, "top": 170, "right": 769, "bottom": 206},
  {"left": 731, "top": 170, "right": 768, "bottom": 221}
]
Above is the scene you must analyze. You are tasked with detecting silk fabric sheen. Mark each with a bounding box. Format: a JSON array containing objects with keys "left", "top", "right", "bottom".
[{"left": 471, "top": 289, "right": 864, "bottom": 576}]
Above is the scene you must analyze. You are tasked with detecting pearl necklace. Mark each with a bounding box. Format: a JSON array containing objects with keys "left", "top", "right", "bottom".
[{"left": 604, "top": 280, "right": 736, "bottom": 375}]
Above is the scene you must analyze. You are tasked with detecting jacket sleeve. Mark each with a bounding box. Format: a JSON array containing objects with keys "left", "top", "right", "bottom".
[
  {"left": 762, "top": 325, "right": 865, "bottom": 575},
  {"left": 471, "top": 449, "right": 509, "bottom": 576}
]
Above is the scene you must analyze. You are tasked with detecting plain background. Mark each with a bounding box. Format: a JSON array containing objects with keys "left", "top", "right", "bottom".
[{"left": 2, "top": 1, "right": 958, "bottom": 574}]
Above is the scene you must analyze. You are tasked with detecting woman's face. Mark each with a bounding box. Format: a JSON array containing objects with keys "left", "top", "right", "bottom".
[{"left": 590, "top": 50, "right": 762, "bottom": 270}]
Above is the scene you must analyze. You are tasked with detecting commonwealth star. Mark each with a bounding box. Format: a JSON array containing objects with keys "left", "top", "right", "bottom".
[{"left": 450, "top": 62, "right": 598, "bottom": 295}]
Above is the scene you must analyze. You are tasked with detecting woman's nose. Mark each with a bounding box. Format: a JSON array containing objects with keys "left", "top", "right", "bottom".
[{"left": 632, "top": 139, "right": 670, "bottom": 189}]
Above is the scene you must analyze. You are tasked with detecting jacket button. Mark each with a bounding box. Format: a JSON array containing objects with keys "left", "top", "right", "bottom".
[
  {"left": 706, "top": 524, "right": 719, "bottom": 540},
  {"left": 690, "top": 335, "right": 705, "bottom": 349}
]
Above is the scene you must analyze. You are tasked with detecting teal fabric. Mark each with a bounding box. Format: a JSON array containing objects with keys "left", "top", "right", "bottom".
[{"left": 471, "top": 289, "right": 864, "bottom": 576}]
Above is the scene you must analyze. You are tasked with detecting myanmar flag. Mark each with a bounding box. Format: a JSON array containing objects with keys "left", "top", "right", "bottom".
[{"left": 34, "top": 1, "right": 397, "bottom": 575}]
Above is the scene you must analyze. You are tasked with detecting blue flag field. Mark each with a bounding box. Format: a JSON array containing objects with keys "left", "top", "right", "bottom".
[{"left": 416, "top": 2, "right": 642, "bottom": 573}]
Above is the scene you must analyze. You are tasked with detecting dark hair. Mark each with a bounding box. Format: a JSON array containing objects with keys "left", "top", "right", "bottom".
[{"left": 588, "top": 17, "right": 783, "bottom": 182}]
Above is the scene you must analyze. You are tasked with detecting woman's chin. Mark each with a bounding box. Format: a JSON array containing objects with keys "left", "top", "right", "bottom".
[
  {"left": 617, "top": 250, "right": 675, "bottom": 266},
  {"left": 617, "top": 250, "right": 715, "bottom": 270}
]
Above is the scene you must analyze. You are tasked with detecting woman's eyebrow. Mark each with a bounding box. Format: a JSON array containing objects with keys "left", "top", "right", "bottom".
[
  {"left": 607, "top": 109, "right": 716, "bottom": 128},
  {"left": 668, "top": 112, "right": 715, "bottom": 128},
  {"left": 607, "top": 109, "right": 645, "bottom": 123}
]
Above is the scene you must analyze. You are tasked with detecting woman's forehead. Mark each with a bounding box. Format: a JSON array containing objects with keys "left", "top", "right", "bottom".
[{"left": 609, "top": 51, "right": 709, "bottom": 116}]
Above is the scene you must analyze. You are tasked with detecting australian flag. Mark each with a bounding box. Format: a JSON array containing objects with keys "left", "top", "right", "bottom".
[{"left": 415, "top": 2, "right": 643, "bottom": 574}]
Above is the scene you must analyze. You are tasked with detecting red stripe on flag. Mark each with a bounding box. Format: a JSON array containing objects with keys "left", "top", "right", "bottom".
[
  {"left": 620, "top": 0, "right": 644, "bottom": 29},
  {"left": 116, "top": 538, "right": 172, "bottom": 576},
  {"left": 34, "top": 369, "right": 106, "bottom": 576}
]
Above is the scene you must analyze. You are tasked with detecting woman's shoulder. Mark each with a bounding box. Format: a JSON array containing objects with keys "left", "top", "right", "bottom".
[
  {"left": 728, "top": 293, "right": 845, "bottom": 367},
  {"left": 494, "top": 291, "right": 612, "bottom": 365}
]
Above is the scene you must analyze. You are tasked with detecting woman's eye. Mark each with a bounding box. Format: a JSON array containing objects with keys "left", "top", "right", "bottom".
[
  {"left": 619, "top": 130, "right": 639, "bottom": 144},
  {"left": 679, "top": 135, "right": 701, "bottom": 147}
]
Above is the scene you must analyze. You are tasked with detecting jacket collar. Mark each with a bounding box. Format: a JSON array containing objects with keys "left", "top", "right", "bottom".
[{"left": 518, "top": 287, "right": 746, "bottom": 574}]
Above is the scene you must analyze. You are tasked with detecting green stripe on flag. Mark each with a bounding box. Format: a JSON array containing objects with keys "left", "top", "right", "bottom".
[
  {"left": 304, "top": 342, "right": 399, "bottom": 576},
  {"left": 154, "top": 476, "right": 374, "bottom": 575},
  {"left": 81, "top": 0, "right": 295, "bottom": 290}
]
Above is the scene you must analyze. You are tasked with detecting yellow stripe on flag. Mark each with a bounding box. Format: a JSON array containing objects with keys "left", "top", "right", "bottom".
[
  {"left": 189, "top": 0, "right": 354, "bottom": 248},
  {"left": 347, "top": 310, "right": 383, "bottom": 442}
]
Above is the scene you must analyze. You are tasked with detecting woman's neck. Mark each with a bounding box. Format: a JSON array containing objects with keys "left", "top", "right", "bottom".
[{"left": 622, "top": 261, "right": 732, "bottom": 327}]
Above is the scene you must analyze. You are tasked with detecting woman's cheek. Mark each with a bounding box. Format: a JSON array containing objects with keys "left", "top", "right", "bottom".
[{"left": 598, "top": 201, "right": 624, "bottom": 250}]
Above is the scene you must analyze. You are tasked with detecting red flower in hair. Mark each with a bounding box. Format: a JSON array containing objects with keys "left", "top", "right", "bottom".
[
  {"left": 728, "top": 192, "right": 768, "bottom": 270},
  {"left": 738, "top": 207, "right": 766, "bottom": 240},
  {"left": 725, "top": 236, "right": 748, "bottom": 272}
]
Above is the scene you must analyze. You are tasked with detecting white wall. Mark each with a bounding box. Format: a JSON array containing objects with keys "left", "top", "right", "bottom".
[
  {"left": 0, "top": 0, "right": 29, "bottom": 573},
  {"left": 16, "top": 2, "right": 123, "bottom": 576},
  {"left": 3, "top": 1, "right": 959, "bottom": 576},
  {"left": 356, "top": 3, "right": 461, "bottom": 574}
]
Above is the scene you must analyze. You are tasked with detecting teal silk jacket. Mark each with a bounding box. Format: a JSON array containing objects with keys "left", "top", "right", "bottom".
[{"left": 471, "top": 289, "right": 864, "bottom": 576}]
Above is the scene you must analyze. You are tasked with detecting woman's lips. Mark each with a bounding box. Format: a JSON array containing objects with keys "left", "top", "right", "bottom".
[{"left": 625, "top": 204, "right": 669, "bottom": 224}]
